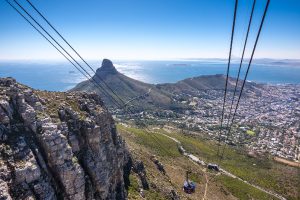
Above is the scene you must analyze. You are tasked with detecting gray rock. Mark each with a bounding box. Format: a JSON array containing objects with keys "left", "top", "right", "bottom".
[
  {"left": 0, "top": 77, "right": 130, "bottom": 200},
  {"left": 0, "top": 125, "right": 8, "bottom": 141},
  {"left": 0, "top": 179, "right": 12, "bottom": 200},
  {"left": 132, "top": 160, "right": 149, "bottom": 190}
]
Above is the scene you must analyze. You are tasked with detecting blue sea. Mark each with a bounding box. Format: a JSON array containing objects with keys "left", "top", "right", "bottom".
[{"left": 0, "top": 60, "right": 299, "bottom": 91}]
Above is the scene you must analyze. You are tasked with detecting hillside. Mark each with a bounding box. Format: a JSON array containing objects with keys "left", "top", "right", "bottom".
[
  {"left": 70, "top": 59, "right": 172, "bottom": 111},
  {"left": 158, "top": 74, "right": 259, "bottom": 93},
  {"left": 1, "top": 77, "right": 298, "bottom": 200},
  {"left": 118, "top": 124, "right": 299, "bottom": 200},
  {"left": 71, "top": 59, "right": 260, "bottom": 112},
  {"left": 68, "top": 59, "right": 300, "bottom": 200}
]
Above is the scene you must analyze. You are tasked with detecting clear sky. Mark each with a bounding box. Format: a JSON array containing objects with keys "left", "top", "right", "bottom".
[{"left": 0, "top": 0, "right": 299, "bottom": 60}]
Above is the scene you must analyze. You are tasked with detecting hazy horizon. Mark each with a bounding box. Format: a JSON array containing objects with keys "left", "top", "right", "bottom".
[{"left": 1, "top": 57, "right": 300, "bottom": 61}]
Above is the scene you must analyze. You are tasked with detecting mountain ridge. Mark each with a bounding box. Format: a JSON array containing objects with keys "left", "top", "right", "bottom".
[{"left": 71, "top": 59, "right": 260, "bottom": 111}]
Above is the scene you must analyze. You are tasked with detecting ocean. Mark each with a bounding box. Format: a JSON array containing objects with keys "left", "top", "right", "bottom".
[{"left": 0, "top": 60, "right": 299, "bottom": 91}]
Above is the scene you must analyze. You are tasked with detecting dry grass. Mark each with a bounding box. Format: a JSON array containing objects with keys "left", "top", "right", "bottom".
[
  {"left": 119, "top": 125, "right": 300, "bottom": 200},
  {"left": 34, "top": 90, "right": 87, "bottom": 120},
  {"left": 118, "top": 125, "right": 238, "bottom": 200}
]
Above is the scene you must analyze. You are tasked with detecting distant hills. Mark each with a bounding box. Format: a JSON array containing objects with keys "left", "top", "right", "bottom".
[
  {"left": 71, "top": 59, "right": 260, "bottom": 111},
  {"left": 183, "top": 58, "right": 300, "bottom": 67}
]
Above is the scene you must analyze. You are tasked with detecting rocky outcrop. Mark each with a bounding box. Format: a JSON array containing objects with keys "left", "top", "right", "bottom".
[
  {"left": 150, "top": 155, "right": 165, "bottom": 174},
  {"left": 132, "top": 160, "right": 149, "bottom": 190},
  {"left": 95, "top": 59, "right": 118, "bottom": 75},
  {"left": 0, "top": 77, "right": 131, "bottom": 200}
]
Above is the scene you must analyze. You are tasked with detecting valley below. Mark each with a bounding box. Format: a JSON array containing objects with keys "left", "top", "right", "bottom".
[
  {"left": 1, "top": 59, "right": 299, "bottom": 200},
  {"left": 73, "top": 59, "right": 300, "bottom": 164}
]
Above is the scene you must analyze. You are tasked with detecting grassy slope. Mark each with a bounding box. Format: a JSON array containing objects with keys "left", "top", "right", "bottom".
[
  {"left": 122, "top": 127, "right": 181, "bottom": 157},
  {"left": 118, "top": 125, "right": 239, "bottom": 200},
  {"left": 160, "top": 129, "right": 300, "bottom": 200},
  {"left": 217, "top": 175, "right": 276, "bottom": 200},
  {"left": 117, "top": 125, "right": 296, "bottom": 200}
]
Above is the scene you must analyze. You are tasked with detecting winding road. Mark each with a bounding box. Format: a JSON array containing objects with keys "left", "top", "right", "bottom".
[
  {"left": 124, "top": 88, "right": 152, "bottom": 106},
  {"left": 156, "top": 129, "right": 287, "bottom": 200}
]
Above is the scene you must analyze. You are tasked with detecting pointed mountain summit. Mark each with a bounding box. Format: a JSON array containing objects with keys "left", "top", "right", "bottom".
[
  {"left": 96, "top": 59, "right": 118, "bottom": 75},
  {"left": 71, "top": 59, "right": 257, "bottom": 111},
  {"left": 71, "top": 59, "right": 172, "bottom": 110}
]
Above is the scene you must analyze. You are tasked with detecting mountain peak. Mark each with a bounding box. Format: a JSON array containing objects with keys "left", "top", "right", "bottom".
[{"left": 96, "top": 59, "right": 118, "bottom": 75}]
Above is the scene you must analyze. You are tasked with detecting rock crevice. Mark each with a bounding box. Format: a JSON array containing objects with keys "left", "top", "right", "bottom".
[{"left": 0, "top": 77, "right": 130, "bottom": 200}]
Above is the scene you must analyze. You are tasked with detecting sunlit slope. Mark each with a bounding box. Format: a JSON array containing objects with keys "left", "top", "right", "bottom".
[
  {"left": 117, "top": 125, "right": 299, "bottom": 200},
  {"left": 71, "top": 59, "right": 172, "bottom": 110},
  {"left": 71, "top": 59, "right": 261, "bottom": 111}
]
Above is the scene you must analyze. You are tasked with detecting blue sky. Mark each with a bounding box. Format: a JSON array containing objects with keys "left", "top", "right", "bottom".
[{"left": 0, "top": 0, "right": 299, "bottom": 60}]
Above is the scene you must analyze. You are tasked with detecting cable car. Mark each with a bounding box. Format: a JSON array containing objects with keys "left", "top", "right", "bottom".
[
  {"left": 183, "top": 171, "right": 196, "bottom": 194},
  {"left": 207, "top": 163, "right": 219, "bottom": 171}
]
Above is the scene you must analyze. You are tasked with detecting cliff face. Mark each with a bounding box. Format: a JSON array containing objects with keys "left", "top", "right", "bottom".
[{"left": 0, "top": 78, "right": 131, "bottom": 200}]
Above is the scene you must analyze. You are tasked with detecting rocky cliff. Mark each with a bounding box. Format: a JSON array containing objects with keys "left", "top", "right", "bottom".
[
  {"left": 0, "top": 77, "right": 131, "bottom": 200},
  {"left": 95, "top": 59, "right": 118, "bottom": 75}
]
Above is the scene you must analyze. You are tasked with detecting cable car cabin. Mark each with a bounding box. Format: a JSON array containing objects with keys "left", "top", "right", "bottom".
[
  {"left": 183, "top": 180, "right": 196, "bottom": 194},
  {"left": 207, "top": 163, "right": 219, "bottom": 171},
  {"left": 183, "top": 171, "right": 196, "bottom": 194}
]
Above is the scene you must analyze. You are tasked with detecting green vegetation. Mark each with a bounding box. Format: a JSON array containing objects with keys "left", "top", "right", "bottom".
[
  {"left": 143, "top": 190, "right": 166, "bottom": 200},
  {"left": 127, "top": 169, "right": 167, "bottom": 200},
  {"left": 35, "top": 91, "right": 87, "bottom": 120},
  {"left": 217, "top": 175, "right": 275, "bottom": 200},
  {"left": 161, "top": 130, "right": 217, "bottom": 160},
  {"left": 119, "top": 125, "right": 299, "bottom": 200},
  {"left": 118, "top": 126, "right": 180, "bottom": 157},
  {"left": 246, "top": 130, "right": 256, "bottom": 136},
  {"left": 127, "top": 174, "right": 140, "bottom": 199},
  {"left": 118, "top": 125, "right": 203, "bottom": 200},
  {"left": 158, "top": 129, "right": 299, "bottom": 200},
  {"left": 189, "top": 172, "right": 203, "bottom": 184}
]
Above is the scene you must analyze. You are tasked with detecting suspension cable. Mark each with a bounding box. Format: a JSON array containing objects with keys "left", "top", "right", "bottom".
[
  {"left": 216, "top": 0, "right": 239, "bottom": 157},
  {"left": 9, "top": 0, "right": 124, "bottom": 109},
  {"left": 225, "top": 0, "right": 256, "bottom": 139},
  {"left": 25, "top": 0, "right": 130, "bottom": 109},
  {"left": 8, "top": 0, "right": 151, "bottom": 124},
  {"left": 5, "top": 0, "right": 110, "bottom": 102},
  {"left": 6, "top": 0, "right": 189, "bottom": 156},
  {"left": 219, "top": 0, "right": 270, "bottom": 159}
]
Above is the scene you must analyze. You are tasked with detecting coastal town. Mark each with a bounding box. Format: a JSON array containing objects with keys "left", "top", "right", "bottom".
[{"left": 117, "top": 82, "right": 300, "bottom": 163}]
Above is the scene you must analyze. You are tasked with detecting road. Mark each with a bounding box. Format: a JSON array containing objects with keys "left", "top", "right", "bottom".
[
  {"left": 156, "top": 129, "right": 287, "bottom": 200},
  {"left": 124, "top": 88, "right": 152, "bottom": 106}
]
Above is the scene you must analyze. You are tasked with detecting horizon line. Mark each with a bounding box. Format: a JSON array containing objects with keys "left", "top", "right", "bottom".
[{"left": 1, "top": 57, "right": 300, "bottom": 63}]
